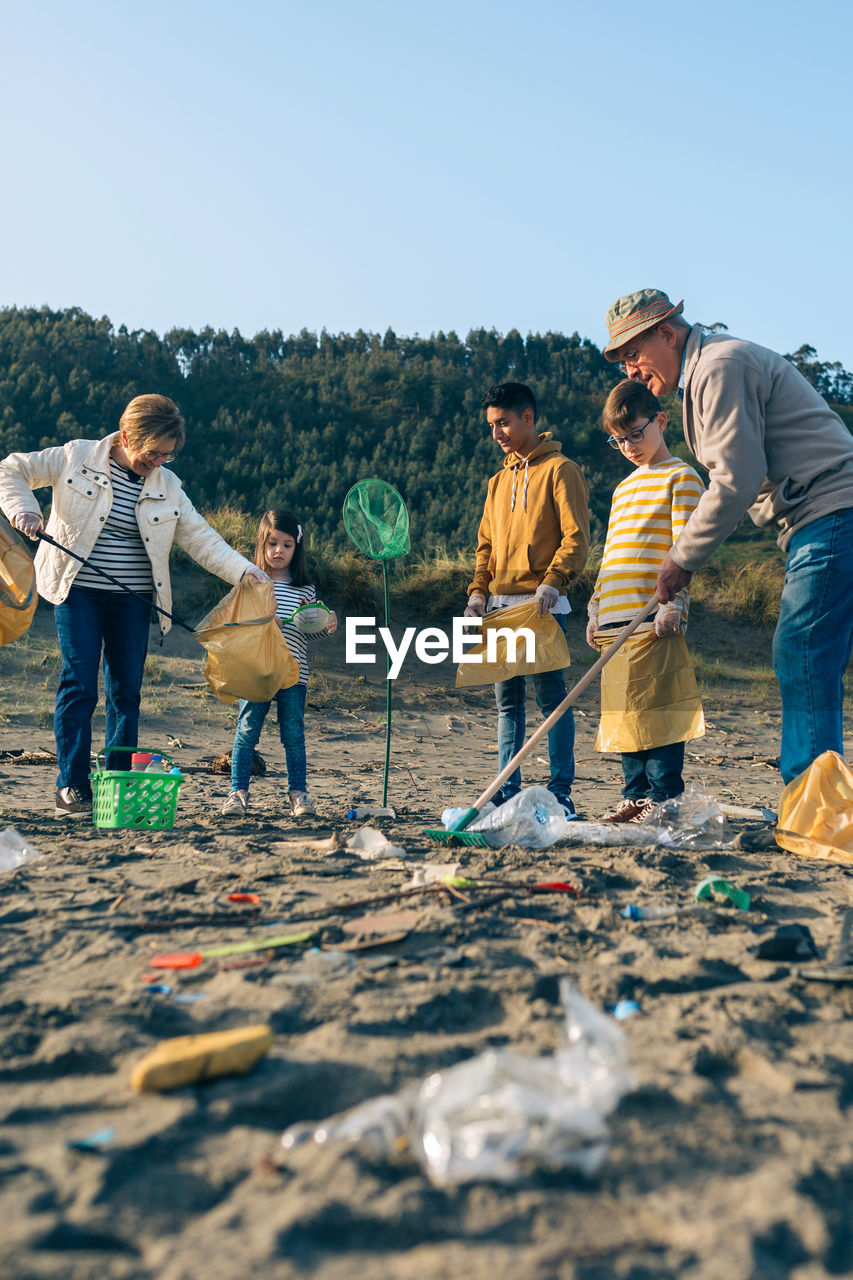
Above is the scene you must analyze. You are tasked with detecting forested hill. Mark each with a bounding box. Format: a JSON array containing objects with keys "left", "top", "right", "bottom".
[{"left": 1, "top": 306, "right": 850, "bottom": 553}]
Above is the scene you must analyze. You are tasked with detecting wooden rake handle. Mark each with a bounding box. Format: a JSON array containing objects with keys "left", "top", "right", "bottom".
[{"left": 471, "top": 595, "right": 659, "bottom": 814}]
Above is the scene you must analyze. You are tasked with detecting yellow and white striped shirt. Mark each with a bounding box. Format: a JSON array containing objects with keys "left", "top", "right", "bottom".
[{"left": 592, "top": 457, "right": 704, "bottom": 628}]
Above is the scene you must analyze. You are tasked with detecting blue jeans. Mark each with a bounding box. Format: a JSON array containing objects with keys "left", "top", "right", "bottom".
[
  {"left": 231, "top": 684, "right": 307, "bottom": 793},
  {"left": 773, "top": 508, "right": 853, "bottom": 783},
  {"left": 621, "top": 742, "right": 685, "bottom": 803},
  {"left": 493, "top": 615, "right": 574, "bottom": 805},
  {"left": 53, "top": 586, "right": 152, "bottom": 791}
]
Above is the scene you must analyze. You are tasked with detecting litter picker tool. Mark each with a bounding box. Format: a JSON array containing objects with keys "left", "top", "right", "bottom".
[
  {"left": 342, "top": 478, "right": 411, "bottom": 807},
  {"left": 36, "top": 530, "right": 196, "bottom": 632},
  {"left": 425, "top": 595, "right": 659, "bottom": 847}
]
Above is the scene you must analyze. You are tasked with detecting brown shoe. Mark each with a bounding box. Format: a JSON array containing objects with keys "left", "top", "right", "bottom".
[
  {"left": 54, "top": 787, "right": 92, "bottom": 819},
  {"left": 601, "top": 797, "right": 654, "bottom": 824}
]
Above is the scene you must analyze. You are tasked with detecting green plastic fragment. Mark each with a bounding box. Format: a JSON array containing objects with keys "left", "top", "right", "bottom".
[{"left": 694, "top": 876, "right": 750, "bottom": 911}]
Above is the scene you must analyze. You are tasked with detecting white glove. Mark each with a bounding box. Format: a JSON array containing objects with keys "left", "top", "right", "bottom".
[
  {"left": 464, "top": 592, "right": 486, "bottom": 618},
  {"left": 242, "top": 565, "right": 270, "bottom": 583},
  {"left": 534, "top": 583, "right": 559, "bottom": 617},
  {"left": 655, "top": 600, "right": 682, "bottom": 636},
  {"left": 13, "top": 512, "right": 43, "bottom": 540},
  {"left": 585, "top": 599, "right": 599, "bottom": 649}
]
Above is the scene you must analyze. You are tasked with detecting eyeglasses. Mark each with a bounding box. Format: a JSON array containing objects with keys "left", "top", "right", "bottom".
[
  {"left": 142, "top": 449, "right": 176, "bottom": 463},
  {"left": 607, "top": 417, "right": 655, "bottom": 449},
  {"left": 618, "top": 325, "right": 658, "bottom": 373}
]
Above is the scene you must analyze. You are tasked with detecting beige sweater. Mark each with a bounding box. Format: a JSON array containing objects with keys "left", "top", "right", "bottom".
[{"left": 672, "top": 326, "right": 853, "bottom": 570}]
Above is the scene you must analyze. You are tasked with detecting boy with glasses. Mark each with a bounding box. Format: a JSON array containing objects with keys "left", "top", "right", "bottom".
[{"left": 587, "top": 380, "right": 705, "bottom": 822}]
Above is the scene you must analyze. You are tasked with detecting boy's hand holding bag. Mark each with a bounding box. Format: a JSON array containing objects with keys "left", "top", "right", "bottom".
[{"left": 195, "top": 576, "right": 299, "bottom": 704}]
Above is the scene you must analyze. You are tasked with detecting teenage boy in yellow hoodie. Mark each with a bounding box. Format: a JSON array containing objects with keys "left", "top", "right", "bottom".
[{"left": 465, "top": 383, "right": 590, "bottom": 816}]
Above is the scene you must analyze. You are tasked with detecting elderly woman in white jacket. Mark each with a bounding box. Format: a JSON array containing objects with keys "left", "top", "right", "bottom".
[{"left": 0, "top": 393, "right": 267, "bottom": 817}]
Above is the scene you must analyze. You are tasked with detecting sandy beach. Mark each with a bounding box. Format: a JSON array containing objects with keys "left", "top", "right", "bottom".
[{"left": 1, "top": 602, "right": 852, "bottom": 1280}]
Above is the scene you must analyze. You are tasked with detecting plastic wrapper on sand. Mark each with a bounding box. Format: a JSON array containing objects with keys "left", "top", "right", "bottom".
[
  {"left": 561, "top": 783, "right": 730, "bottom": 849},
  {"left": 281, "top": 981, "right": 634, "bottom": 1186},
  {"left": 775, "top": 750, "right": 853, "bottom": 865}
]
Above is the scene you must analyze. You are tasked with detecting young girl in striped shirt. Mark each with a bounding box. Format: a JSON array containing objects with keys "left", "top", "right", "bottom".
[
  {"left": 587, "top": 380, "right": 705, "bottom": 823},
  {"left": 222, "top": 510, "right": 336, "bottom": 817}
]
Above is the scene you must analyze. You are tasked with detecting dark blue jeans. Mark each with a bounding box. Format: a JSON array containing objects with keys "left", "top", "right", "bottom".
[
  {"left": 53, "top": 586, "right": 152, "bottom": 791},
  {"left": 621, "top": 741, "right": 685, "bottom": 803},
  {"left": 231, "top": 684, "right": 307, "bottom": 793},
  {"left": 493, "top": 614, "right": 574, "bottom": 806},
  {"left": 773, "top": 508, "right": 853, "bottom": 783}
]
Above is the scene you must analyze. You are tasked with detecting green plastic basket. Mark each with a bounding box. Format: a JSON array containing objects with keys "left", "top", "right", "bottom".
[{"left": 91, "top": 748, "right": 182, "bottom": 830}]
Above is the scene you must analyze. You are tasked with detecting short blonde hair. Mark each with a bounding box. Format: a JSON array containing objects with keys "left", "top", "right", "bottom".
[{"left": 119, "top": 394, "right": 186, "bottom": 454}]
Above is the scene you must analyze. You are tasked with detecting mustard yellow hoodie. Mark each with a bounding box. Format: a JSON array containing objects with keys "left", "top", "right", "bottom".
[{"left": 468, "top": 433, "right": 590, "bottom": 598}]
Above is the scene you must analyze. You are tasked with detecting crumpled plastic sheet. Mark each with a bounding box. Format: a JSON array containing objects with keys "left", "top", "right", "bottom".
[
  {"left": 562, "top": 783, "right": 731, "bottom": 850},
  {"left": 281, "top": 980, "right": 634, "bottom": 1186},
  {"left": 461, "top": 786, "right": 570, "bottom": 850},
  {"left": 0, "top": 826, "right": 41, "bottom": 873}
]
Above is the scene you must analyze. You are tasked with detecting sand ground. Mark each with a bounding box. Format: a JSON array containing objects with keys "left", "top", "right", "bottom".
[{"left": 0, "top": 603, "right": 851, "bottom": 1280}]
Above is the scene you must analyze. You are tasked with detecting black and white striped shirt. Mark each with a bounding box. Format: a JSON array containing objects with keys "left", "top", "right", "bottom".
[
  {"left": 273, "top": 580, "right": 317, "bottom": 686},
  {"left": 74, "top": 459, "right": 153, "bottom": 593}
]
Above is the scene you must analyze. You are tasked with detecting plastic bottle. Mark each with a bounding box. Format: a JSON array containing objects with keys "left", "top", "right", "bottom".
[
  {"left": 131, "top": 752, "right": 151, "bottom": 772},
  {"left": 346, "top": 805, "right": 396, "bottom": 820},
  {"left": 621, "top": 903, "right": 678, "bottom": 921},
  {"left": 145, "top": 753, "right": 167, "bottom": 773}
]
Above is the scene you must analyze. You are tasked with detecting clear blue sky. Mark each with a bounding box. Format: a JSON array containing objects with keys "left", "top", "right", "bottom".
[{"left": 3, "top": 0, "right": 851, "bottom": 366}]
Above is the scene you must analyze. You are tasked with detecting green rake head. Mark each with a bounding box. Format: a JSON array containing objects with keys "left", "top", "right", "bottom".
[{"left": 423, "top": 807, "right": 491, "bottom": 848}]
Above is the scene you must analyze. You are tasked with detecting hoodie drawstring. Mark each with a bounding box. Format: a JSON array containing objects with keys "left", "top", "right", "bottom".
[{"left": 510, "top": 460, "right": 530, "bottom": 513}]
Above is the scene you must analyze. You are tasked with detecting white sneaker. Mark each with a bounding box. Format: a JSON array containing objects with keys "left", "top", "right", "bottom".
[
  {"left": 289, "top": 790, "right": 315, "bottom": 817},
  {"left": 221, "top": 789, "right": 249, "bottom": 816}
]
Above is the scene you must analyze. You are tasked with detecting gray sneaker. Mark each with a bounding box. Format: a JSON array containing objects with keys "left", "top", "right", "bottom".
[
  {"left": 289, "top": 790, "right": 315, "bottom": 817},
  {"left": 54, "top": 787, "right": 92, "bottom": 818},
  {"left": 221, "top": 789, "right": 249, "bottom": 816}
]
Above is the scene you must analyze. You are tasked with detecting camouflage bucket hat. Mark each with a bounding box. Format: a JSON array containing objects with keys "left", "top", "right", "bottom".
[{"left": 604, "top": 288, "right": 684, "bottom": 361}]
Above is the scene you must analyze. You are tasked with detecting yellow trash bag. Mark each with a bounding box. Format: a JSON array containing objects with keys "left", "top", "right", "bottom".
[
  {"left": 594, "top": 629, "right": 704, "bottom": 753},
  {"left": 775, "top": 750, "right": 853, "bottom": 865},
  {"left": 456, "top": 600, "right": 569, "bottom": 688},
  {"left": 195, "top": 576, "right": 299, "bottom": 705},
  {"left": 0, "top": 514, "right": 37, "bottom": 646}
]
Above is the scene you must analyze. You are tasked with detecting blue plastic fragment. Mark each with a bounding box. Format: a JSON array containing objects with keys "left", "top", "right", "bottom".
[
  {"left": 173, "top": 992, "right": 207, "bottom": 1004},
  {"left": 613, "top": 1000, "right": 640, "bottom": 1020},
  {"left": 67, "top": 1127, "right": 115, "bottom": 1153},
  {"left": 144, "top": 983, "right": 172, "bottom": 995}
]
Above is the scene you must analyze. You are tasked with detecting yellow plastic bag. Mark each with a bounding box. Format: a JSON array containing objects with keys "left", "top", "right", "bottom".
[
  {"left": 195, "top": 577, "right": 299, "bottom": 705},
  {"left": 456, "top": 601, "right": 569, "bottom": 688},
  {"left": 775, "top": 750, "right": 853, "bottom": 865},
  {"left": 0, "top": 515, "right": 37, "bottom": 647},
  {"left": 594, "top": 629, "right": 704, "bottom": 752}
]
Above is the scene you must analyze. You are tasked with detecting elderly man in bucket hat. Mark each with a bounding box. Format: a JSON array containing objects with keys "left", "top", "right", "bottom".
[{"left": 602, "top": 287, "right": 853, "bottom": 787}]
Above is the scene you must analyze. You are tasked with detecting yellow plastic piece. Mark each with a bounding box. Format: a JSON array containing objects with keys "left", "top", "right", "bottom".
[
  {"left": 456, "top": 601, "right": 569, "bottom": 688},
  {"left": 130, "top": 1024, "right": 273, "bottom": 1093},
  {"left": 776, "top": 750, "right": 853, "bottom": 865}
]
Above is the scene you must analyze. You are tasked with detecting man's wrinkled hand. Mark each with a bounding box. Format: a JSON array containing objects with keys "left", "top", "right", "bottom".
[
  {"left": 657, "top": 553, "right": 692, "bottom": 602},
  {"left": 464, "top": 592, "right": 486, "bottom": 618}
]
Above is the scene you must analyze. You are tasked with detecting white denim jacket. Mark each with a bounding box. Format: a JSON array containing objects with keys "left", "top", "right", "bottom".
[{"left": 0, "top": 432, "right": 253, "bottom": 635}]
